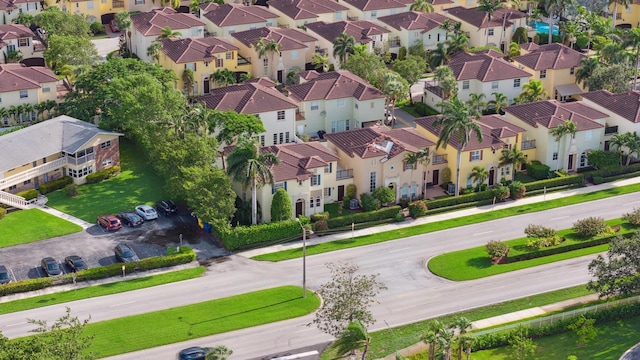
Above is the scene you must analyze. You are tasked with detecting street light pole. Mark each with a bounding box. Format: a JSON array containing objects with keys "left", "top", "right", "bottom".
[{"left": 297, "top": 218, "right": 307, "bottom": 298}]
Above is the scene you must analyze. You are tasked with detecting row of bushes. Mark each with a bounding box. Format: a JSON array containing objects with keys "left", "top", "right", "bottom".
[
  {"left": 39, "top": 176, "right": 73, "bottom": 194},
  {"left": 86, "top": 166, "right": 121, "bottom": 184},
  {"left": 523, "top": 174, "right": 584, "bottom": 192},
  {"left": 327, "top": 206, "right": 401, "bottom": 229},
  {"left": 426, "top": 189, "right": 497, "bottom": 209},
  {"left": 0, "top": 246, "right": 196, "bottom": 296},
  {"left": 508, "top": 234, "right": 620, "bottom": 262},
  {"left": 586, "top": 163, "right": 640, "bottom": 182},
  {"left": 213, "top": 218, "right": 310, "bottom": 251},
  {"left": 15, "top": 189, "right": 38, "bottom": 201}
]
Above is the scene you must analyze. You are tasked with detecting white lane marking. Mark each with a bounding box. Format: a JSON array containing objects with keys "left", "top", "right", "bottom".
[
  {"left": 389, "top": 247, "right": 411, "bottom": 253},
  {"left": 393, "top": 305, "right": 419, "bottom": 312},
  {"left": 110, "top": 301, "right": 136, "bottom": 307},
  {"left": 550, "top": 216, "right": 569, "bottom": 221},
  {"left": 624, "top": 201, "right": 640, "bottom": 206},
  {"left": 473, "top": 231, "right": 493, "bottom": 236},
  {"left": 6, "top": 322, "right": 26, "bottom": 327}
]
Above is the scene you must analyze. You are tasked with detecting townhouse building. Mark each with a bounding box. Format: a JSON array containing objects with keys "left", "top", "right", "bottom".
[
  {"left": 199, "top": 3, "right": 278, "bottom": 38},
  {"left": 582, "top": 90, "right": 640, "bottom": 151},
  {"left": 0, "top": 64, "right": 58, "bottom": 126},
  {"left": 376, "top": 11, "right": 454, "bottom": 56},
  {"left": 444, "top": 6, "right": 527, "bottom": 51},
  {"left": 267, "top": 0, "right": 349, "bottom": 29}
]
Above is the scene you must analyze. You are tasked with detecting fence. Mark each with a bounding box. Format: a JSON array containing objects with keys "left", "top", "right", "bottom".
[{"left": 472, "top": 295, "right": 640, "bottom": 337}]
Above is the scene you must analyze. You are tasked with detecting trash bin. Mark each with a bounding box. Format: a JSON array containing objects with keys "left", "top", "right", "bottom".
[{"left": 203, "top": 222, "right": 212, "bottom": 233}]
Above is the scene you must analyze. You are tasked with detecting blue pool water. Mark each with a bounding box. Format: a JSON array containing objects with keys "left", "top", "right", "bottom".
[{"left": 532, "top": 21, "right": 559, "bottom": 36}]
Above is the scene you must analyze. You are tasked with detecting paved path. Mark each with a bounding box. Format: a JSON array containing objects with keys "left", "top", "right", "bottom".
[{"left": 37, "top": 203, "right": 93, "bottom": 229}]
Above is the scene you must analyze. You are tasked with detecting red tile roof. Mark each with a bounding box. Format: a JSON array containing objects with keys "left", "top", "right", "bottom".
[
  {"left": 286, "top": 70, "right": 386, "bottom": 101},
  {"left": 201, "top": 3, "right": 278, "bottom": 27},
  {"left": 196, "top": 80, "right": 298, "bottom": 114},
  {"left": 512, "top": 43, "right": 585, "bottom": 70},
  {"left": 448, "top": 51, "right": 530, "bottom": 82},
  {"left": 503, "top": 100, "right": 607, "bottom": 130},
  {"left": 377, "top": 11, "right": 454, "bottom": 32},
  {"left": 305, "top": 20, "right": 389, "bottom": 44},
  {"left": 519, "top": 42, "right": 539, "bottom": 52},
  {"left": 131, "top": 7, "right": 204, "bottom": 37},
  {"left": 581, "top": 90, "right": 640, "bottom": 123},
  {"left": 158, "top": 37, "right": 238, "bottom": 64},
  {"left": 445, "top": 6, "right": 524, "bottom": 28},
  {"left": 0, "top": 24, "right": 34, "bottom": 47},
  {"left": 341, "top": 0, "right": 407, "bottom": 11},
  {"left": 231, "top": 26, "right": 317, "bottom": 51},
  {"left": 0, "top": 0, "right": 38, "bottom": 11},
  {"left": 268, "top": 0, "right": 349, "bottom": 21},
  {"left": 0, "top": 64, "right": 57, "bottom": 92}
]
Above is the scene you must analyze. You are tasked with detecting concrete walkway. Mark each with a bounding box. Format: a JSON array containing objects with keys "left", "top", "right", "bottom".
[{"left": 37, "top": 203, "right": 94, "bottom": 230}]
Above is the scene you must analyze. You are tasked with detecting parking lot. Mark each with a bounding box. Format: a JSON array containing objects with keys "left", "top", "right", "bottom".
[{"left": 0, "top": 209, "right": 229, "bottom": 282}]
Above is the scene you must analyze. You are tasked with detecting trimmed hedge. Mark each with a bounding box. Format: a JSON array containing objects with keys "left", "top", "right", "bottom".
[
  {"left": 86, "top": 166, "right": 121, "bottom": 184},
  {"left": 326, "top": 206, "right": 401, "bottom": 229},
  {"left": 586, "top": 163, "right": 640, "bottom": 181},
  {"left": 523, "top": 174, "right": 584, "bottom": 192},
  {"left": 16, "top": 189, "right": 38, "bottom": 200},
  {"left": 0, "top": 277, "right": 54, "bottom": 296},
  {"left": 213, "top": 219, "right": 309, "bottom": 251},
  {"left": 0, "top": 207, "right": 6, "bottom": 219},
  {"left": 425, "top": 190, "right": 496, "bottom": 209},
  {"left": 526, "top": 161, "right": 550, "bottom": 180},
  {"left": 39, "top": 176, "right": 73, "bottom": 194}
]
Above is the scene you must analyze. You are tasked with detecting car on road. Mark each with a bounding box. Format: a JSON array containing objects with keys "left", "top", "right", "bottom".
[
  {"left": 41, "top": 257, "right": 62, "bottom": 276},
  {"left": 97, "top": 214, "right": 122, "bottom": 231},
  {"left": 156, "top": 200, "right": 178, "bottom": 216},
  {"left": 114, "top": 244, "right": 140, "bottom": 263},
  {"left": 109, "top": 20, "right": 119, "bottom": 32},
  {"left": 0, "top": 265, "right": 10, "bottom": 284},
  {"left": 64, "top": 255, "right": 88, "bottom": 272},
  {"left": 117, "top": 212, "right": 144, "bottom": 227},
  {"left": 135, "top": 205, "right": 158, "bottom": 220},
  {"left": 177, "top": 347, "right": 210, "bottom": 360}
]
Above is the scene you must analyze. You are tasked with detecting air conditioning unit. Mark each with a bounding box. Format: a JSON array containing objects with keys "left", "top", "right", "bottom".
[{"left": 447, "top": 183, "right": 457, "bottom": 196}]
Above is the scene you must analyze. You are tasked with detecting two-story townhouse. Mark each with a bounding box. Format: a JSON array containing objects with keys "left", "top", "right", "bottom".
[
  {"left": 0, "top": 0, "right": 41, "bottom": 24},
  {"left": 503, "top": 100, "right": 607, "bottom": 172},
  {"left": 512, "top": 43, "right": 586, "bottom": 103},
  {"left": 0, "top": 24, "right": 42, "bottom": 63},
  {"left": 423, "top": 51, "right": 531, "bottom": 110},
  {"left": 267, "top": 0, "right": 349, "bottom": 29},
  {"left": 607, "top": 0, "right": 640, "bottom": 28},
  {"left": 286, "top": 70, "right": 386, "bottom": 137},
  {"left": 197, "top": 78, "right": 298, "bottom": 147},
  {"left": 0, "top": 115, "right": 122, "bottom": 209},
  {"left": 339, "top": 0, "right": 409, "bottom": 22},
  {"left": 305, "top": 20, "right": 389, "bottom": 68},
  {"left": 444, "top": 7, "right": 526, "bottom": 51},
  {"left": 0, "top": 64, "right": 58, "bottom": 127},
  {"left": 157, "top": 36, "right": 251, "bottom": 96},
  {"left": 415, "top": 114, "right": 527, "bottom": 192},
  {"left": 199, "top": 3, "right": 278, "bottom": 38},
  {"left": 376, "top": 11, "right": 454, "bottom": 56},
  {"left": 130, "top": 7, "right": 205, "bottom": 62},
  {"left": 325, "top": 125, "right": 446, "bottom": 202},
  {"left": 230, "top": 26, "right": 317, "bottom": 83},
  {"left": 581, "top": 90, "right": 640, "bottom": 152}
]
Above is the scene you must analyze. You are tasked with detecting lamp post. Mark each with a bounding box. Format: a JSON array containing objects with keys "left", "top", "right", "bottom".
[{"left": 296, "top": 218, "right": 307, "bottom": 298}]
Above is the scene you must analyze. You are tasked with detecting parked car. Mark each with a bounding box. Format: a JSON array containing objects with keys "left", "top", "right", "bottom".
[
  {"left": 97, "top": 214, "right": 122, "bottom": 231},
  {"left": 156, "top": 200, "right": 177, "bottom": 216},
  {"left": 0, "top": 265, "right": 10, "bottom": 284},
  {"left": 109, "top": 20, "right": 119, "bottom": 32},
  {"left": 36, "top": 27, "right": 46, "bottom": 40},
  {"left": 114, "top": 244, "right": 140, "bottom": 263},
  {"left": 41, "top": 257, "right": 62, "bottom": 276},
  {"left": 64, "top": 255, "right": 88, "bottom": 272},
  {"left": 135, "top": 205, "right": 158, "bottom": 220},
  {"left": 117, "top": 212, "right": 144, "bottom": 227},
  {"left": 177, "top": 347, "right": 210, "bottom": 360}
]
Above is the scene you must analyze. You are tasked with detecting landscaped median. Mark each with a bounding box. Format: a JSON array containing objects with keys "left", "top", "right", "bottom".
[{"left": 0, "top": 209, "right": 82, "bottom": 248}]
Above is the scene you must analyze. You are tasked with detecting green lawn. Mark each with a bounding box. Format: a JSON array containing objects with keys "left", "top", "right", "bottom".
[
  {"left": 428, "top": 219, "right": 636, "bottom": 281},
  {"left": 0, "top": 209, "right": 82, "bottom": 248},
  {"left": 253, "top": 183, "right": 640, "bottom": 262},
  {"left": 0, "top": 267, "right": 205, "bottom": 315},
  {"left": 46, "top": 139, "right": 170, "bottom": 222}
]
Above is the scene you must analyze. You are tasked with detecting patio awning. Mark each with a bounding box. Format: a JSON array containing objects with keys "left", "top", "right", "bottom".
[{"left": 555, "top": 84, "right": 583, "bottom": 96}]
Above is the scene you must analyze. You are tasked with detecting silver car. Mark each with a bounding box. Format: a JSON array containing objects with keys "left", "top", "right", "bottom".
[{"left": 135, "top": 205, "right": 158, "bottom": 220}]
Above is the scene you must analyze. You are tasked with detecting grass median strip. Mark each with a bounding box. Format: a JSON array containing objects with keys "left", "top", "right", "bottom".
[
  {"left": 254, "top": 183, "right": 640, "bottom": 262},
  {"left": 0, "top": 267, "right": 206, "bottom": 315},
  {"left": 0, "top": 209, "right": 82, "bottom": 248}
]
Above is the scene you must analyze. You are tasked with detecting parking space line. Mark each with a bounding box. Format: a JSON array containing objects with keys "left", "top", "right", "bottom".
[{"left": 9, "top": 268, "right": 16, "bottom": 282}]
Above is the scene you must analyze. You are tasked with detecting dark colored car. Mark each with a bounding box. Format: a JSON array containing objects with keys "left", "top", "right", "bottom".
[
  {"left": 109, "top": 20, "right": 119, "bottom": 32},
  {"left": 114, "top": 244, "right": 140, "bottom": 263},
  {"left": 0, "top": 265, "right": 10, "bottom": 284},
  {"left": 156, "top": 200, "right": 178, "bottom": 216},
  {"left": 97, "top": 214, "right": 122, "bottom": 231},
  {"left": 41, "top": 257, "right": 62, "bottom": 276},
  {"left": 117, "top": 212, "right": 144, "bottom": 227},
  {"left": 177, "top": 347, "right": 210, "bottom": 360},
  {"left": 65, "top": 255, "right": 89, "bottom": 272}
]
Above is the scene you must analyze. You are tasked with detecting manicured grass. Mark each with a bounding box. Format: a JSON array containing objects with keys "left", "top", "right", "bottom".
[
  {"left": 324, "top": 202, "right": 359, "bottom": 218},
  {"left": 75, "top": 286, "right": 320, "bottom": 358},
  {"left": 0, "top": 209, "right": 82, "bottom": 248},
  {"left": 428, "top": 219, "right": 636, "bottom": 281},
  {"left": 46, "top": 139, "right": 170, "bottom": 222},
  {"left": 253, "top": 182, "right": 640, "bottom": 262},
  {"left": 0, "top": 267, "right": 206, "bottom": 315},
  {"left": 514, "top": 172, "right": 537, "bottom": 183}
]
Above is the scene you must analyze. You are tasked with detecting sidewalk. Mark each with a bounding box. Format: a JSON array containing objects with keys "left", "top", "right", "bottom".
[{"left": 37, "top": 203, "right": 93, "bottom": 229}]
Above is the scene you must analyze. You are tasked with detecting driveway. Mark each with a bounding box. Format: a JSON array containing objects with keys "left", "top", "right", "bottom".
[{"left": 92, "top": 36, "right": 121, "bottom": 60}]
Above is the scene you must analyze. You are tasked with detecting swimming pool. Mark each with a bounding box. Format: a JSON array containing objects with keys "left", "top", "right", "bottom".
[{"left": 532, "top": 20, "right": 559, "bottom": 36}]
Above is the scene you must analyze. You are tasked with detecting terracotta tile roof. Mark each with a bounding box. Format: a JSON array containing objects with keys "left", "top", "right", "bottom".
[
  {"left": 448, "top": 51, "right": 530, "bottom": 82},
  {"left": 0, "top": 0, "right": 37, "bottom": 10},
  {"left": 296, "top": 70, "right": 321, "bottom": 81},
  {"left": 196, "top": 80, "right": 298, "bottom": 114},
  {"left": 377, "top": 11, "right": 455, "bottom": 32},
  {"left": 324, "top": 125, "right": 434, "bottom": 160},
  {"left": 445, "top": 6, "right": 524, "bottom": 28},
  {"left": 268, "top": 0, "right": 349, "bottom": 21},
  {"left": 581, "top": 90, "right": 640, "bottom": 123},
  {"left": 247, "top": 77, "right": 277, "bottom": 87},
  {"left": 0, "top": 64, "right": 57, "bottom": 92},
  {"left": 305, "top": 20, "right": 389, "bottom": 45},
  {"left": 519, "top": 42, "right": 539, "bottom": 52},
  {"left": 231, "top": 26, "right": 317, "bottom": 51},
  {"left": 512, "top": 43, "right": 585, "bottom": 70},
  {"left": 131, "top": 7, "right": 204, "bottom": 37},
  {"left": 503, "top": 100, "right": 607, "bottom": 131},
  {"left": 0, "top": 24, "right": 34, "bottom": 47},
  {"left": 430, "top": 0, "right": 453, "bottom": 4},
  {"left": 286, "top": 70, "right": 386, "bottom": 101},
  {"left": 201, "top": 3, "right": 278, "bottom": 26},
  {"left": 341, "top": 0, "right": 407, "bottom": 11},
  {"left": 158, "top": 37, "right": 238, "bottom": 64}
]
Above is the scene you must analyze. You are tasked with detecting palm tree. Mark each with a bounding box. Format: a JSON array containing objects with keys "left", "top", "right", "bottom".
[
  {"left": 434, "top": 65, "right": 458, "bottom": 100},
  {"left": 226, "top": 139, "right": 280, "bottom": 225},
  {"left": 466, "top": 93, "right": 486, "bottom": 114},
  {"left": 410, "top": 0, "right": 434, "bottom": 13},
  {"left": 477, "top": 0, "right": 504, "bottom": 20},
  {"left": 487, "top": 92, "right": 509, "bottom": 114},
  {"left": 205, "top": 345, "right": 233, "bottom": 360},
  {"left": 190, "top": 0, "right": 200, "bottom": 15},
  {"left": 625, "top": 132, "right": 640, "bottom": 165},
  {"left": 421, "top": 320, "right": 445, "bottom": 360},
  {"left": 446, "top": 32, "right": 469, "bottom": 56},
  {"left": 311, "top": 52, "right": 329, "bottom": 72},
  {"left": 452, "top": 317, "right": 472, "bottom": 360},
  {"left": 158, "top": 26, "right": 182, "bottom": 39},
  {"left": 508, "top": 41, "right": 521, "bottom": 58},
  {"left": 468, "top": 166, "right": 488, "bottom": 190},
  {"left": 499, "top": 147, "right": 527, "bottom": 181},
  {"left": 575, "top": 57, "right": 599, "bottom": 89},
  {"left": 458, "top": 334, "right": 475, "bottom": 360},
  {"left": 182, "top": 68, "right": 195, "bottom": 98},
  {"left": 42, "top": 100, "right": 58, "bottom": 119},
  {"left": 434, "top": 95, "right": 483, "bottom": 196},
  {"left": 404, "top": 152, "right": 419, "bottom": 200},
  {"left": 21, "top": 103, "right": 34, "bottom": 123},
  {"left": 211, "top": 68, "right": 236, "bottom": 88},
  {"left": 0, "top": 108, "right": 8, "bottom": 126},
  {"left": 549, "top": 119, "right": 577, "bottom": 171},
  {"left": 623, "top": 27, "right": 640, "bottom": 90},
  {"left": 381, "top": 71, "right": 409, "bottom": 127},
  {"left": 254, "top": 38, "right": 282, "bottom": 79},
  {"left": 8, "top": 105, "right": 19, "bottom": 124},
  {"left": 115, "top": 11, "right": 132, "bottom": 54},
  {"left": 34, "top": 102, "right": 46, "bottom": 122},
  {"left": 611, "top": 132, "right": 629, "bottom": 165},
  {"left": 332, "top": 32, "right": 356, "bottom": 65},
  {"left": 331, "top": 321, "right": 371, "bottom": 360},
  {"left": 417, "top": 147, "right": 431, "bottom": 197},
  {"left": 147, "top": 42, "right": 163, "bottom": 62},
  {"left": 517, "top": 80, "right": 546, "bottom": 104},
  {"left": 428, "top": 42, "right": 448, "bottom": 69}
]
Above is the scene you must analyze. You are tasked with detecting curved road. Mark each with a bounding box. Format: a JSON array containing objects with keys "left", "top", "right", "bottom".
[{"left": 2, "top": 193, "right": 639, "bottom": 359}]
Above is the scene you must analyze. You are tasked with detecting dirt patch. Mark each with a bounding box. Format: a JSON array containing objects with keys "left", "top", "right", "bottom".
[
  {"left": 144, "top": 225, "right": 201, "bottom": 246},
  {"left": 199, "top": 256, "right": 231, "bottom": 267}
]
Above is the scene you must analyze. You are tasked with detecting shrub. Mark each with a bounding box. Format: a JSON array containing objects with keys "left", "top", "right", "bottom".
[
  {"left": 270, "top": 188, "right": 293, "bottom": 222},
  {"left": 587, "top": 162, "right": 640, "bottom": 181},
  {"left": 408, "top": 200, "right": 428, "bottom": 218},
  {"left": 509, "top": 181, "right": 526, "bottom": 200},
  {"left": 397, "top": 46, "right": 407, "bottom": 61},
  {"left": 16, "top": 189, "right": 38, "bottom": 200},
  {"left": 442, "top": 167, "right": 452, "bottom": 184},
  {"left": 426, "top": 189, "right": 496, "bottom": 210},
  {"left": 525, "top": 236, "right": 562, "bottom": 248},
  {"left": 372, "top": 187, "right": 395, "bottom": 205},
  {"left": 493, "top": 185, "right": 510, "bottom": 201},
  {"left": 360, "top": 193, "right": 381, "bottom": 212},
  {"left": 213, "top": 219, "right": 307, "bottom": 251},
  {"left": 90, "top": 22, "right": 105, "bottom": 35},
  {"left": 592, "top": 176, "right": 605, "bottom": 184},
  {"left": 0, "top": 277, "right": 53, "bottom": 296},
  {"left": 311, "top": 212, "right": 330, "bottom": 222},
  {"left": 65, "top": 183, "right": 79, "bottom": 197},
  {"left": 394, "top": 213, "right": 405, "bottom": 222},
  {"left": 85, "top": 166, "right": 120, "bottom": 184},
  {"left": 486, "top": 240, "right": 509, "bottom": 260},
  {"left": 314, "top": 219, "right": 329, "bottom": 232},
  {"left": 572, "top": 217, "right": 608, "bottom": 238},
  {"left": 0, "top": 207, "right": 6, "bottom": 220},
  {"left": 524, "top": 174, "right": 584, "bottom": 192},
  {"left": 622, "top": 208, "right": 640, "bottom": 225},
  {"left": 524, "top": 224, "right": 557, "bottom": 238},
  {"left": 327, "top": 206, "right": 401, "bottom": 229},
  {"left": 346, "top": 184, "right": 357, "bottom": 199},
  {"left": 39, "top": 176, "right": 73, "bottom": 194},
  {"left": 526, "top": 161, "right": 550, "bottom": 180}
]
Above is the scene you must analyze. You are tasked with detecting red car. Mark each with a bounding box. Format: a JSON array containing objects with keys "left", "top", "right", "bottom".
[
  {"left": 97, "top": 214, "right": 122, "bottom": 231},
  {"left": 109, "top": 20, "right": 120, "bottom": 32}
]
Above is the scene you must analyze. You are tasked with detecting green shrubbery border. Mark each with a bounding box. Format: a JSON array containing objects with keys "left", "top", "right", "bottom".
[
  {"left": 327, "top": 206, "right": 400, "bottom": 228},
  {"left": 86, "top": 166, "right": 121, "bottom": 184},
  {"left": 39, "top": 176, "right": 73, "bottom": 194},
  {"left": 214, "top": 218, "right": 309, "bottom": 251},
  {"left": 16, "top": 189, "right": 38, "bottom": 200}
]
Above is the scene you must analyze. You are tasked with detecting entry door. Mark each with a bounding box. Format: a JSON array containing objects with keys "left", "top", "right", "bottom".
[
  {"left": 337, "top": 185, "right": 345, "bottom": 201},
  {"left": 432, "top": 169, "right": 439, "bottom": 185},
  {"left": 204, "top": 78, "right": 210, "bottom": 94},
  {"left": 488, "top": 168, "right": 495, "bottom": 186},
  {"left": 277, "top": 70, "right": 283, "bottom": 83},
  {"left": 295, "top": 200, "right": 303, "bottom": 218},
  {"left": 568, "top": 154, "right": 574, "bottom": 171}
]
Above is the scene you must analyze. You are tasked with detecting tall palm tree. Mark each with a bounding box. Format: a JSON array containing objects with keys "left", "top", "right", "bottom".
[
  {"left": 517, "top": 80, "right": 546, "bottom": 103},
  {"left": 211, "top": 68, "right": 236, "bottom": 88},
  {"left": 417, "top": 147, "right": 431, "bottom": 197},
  {"left": 428, "top": 42, "right": 448, "bottom": 69},
  {"left": 458, "top": 335, "right": 475, "bottom": 360},
  {"left": 549, "top": 119, "right": 577, "bottom": 171},
  {"left": 421, "top": 320, "right": 445, "bottom": 360},
  {"left": 147, "top": 42, "right": 163, "bottom": 63},
  {"left": 381, "top": 71, "right": 409, "bottom": 127},
  {"left": 410, "top": 0, "right": 434, "bottom": 13},
  {"left": 158, "top": 26, "right": 182, "bottom": 39},
  {"left": 499, "top": 147, "right": 527, "bottom": 181},
  {"left": 42, "top": 100, "right": 58, "bottom": 119},
  {"left": 468, "top": 166, "right": 488, "bottom": 190},
  {"left": 115, "top": 11, "right": 132, "bottom": 54},
  {"left": 311, "top": 52, "right": 329, "bottom": 72},
  {"left": 183, "top": 68, "right": 195, "bottom": 98},
  {"left": 487, "top": 92, "right": 508, "bottom": 114},
  {"left": 625, "top": 132, "right": 640, "bottom": 165},
  {"left": 477, "top": 0, "right": 504, "bottom": 20},
  {"left": 8, "top": 105, "right": 19, "bottom": 124},
  {"left": 254, "top": 38, "right": 282, "bottom": 79},
  {"left": 623, "top": 27, "right": 640, "bottom": 90},
  {"left": 404, "top": 152, "right": 419, "bottom": 200},
  {"left": 446, "top": 32, "right": 469, "bottom": 55},
  {"left": 21, "top": 103, "right": 34, "bottom": 123},
  {"left": 434, "top": 95, "right": 483, "bottom": 196},
  {"left": 575, "top": 57, "right": 599, "bottom": 89},
  {"left": 452, "top": 317, "right": 472, "bottom": 360},
  {"left": 610, "top": 132, "right": 629, "bottom": 165},
  {"left": 466, "top": 93, "right": 486, "bottom": 114},
  {"left": 332, "top": 32, "right": 356, "bottom": 65},
  {"left": 331, "top": 321, "right": 371, "bottom": 360},
  {"left": 226, "top": 139, "right": 279, "bottom": 225}
]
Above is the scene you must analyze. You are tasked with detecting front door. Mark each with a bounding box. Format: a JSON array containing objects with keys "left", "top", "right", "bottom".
[
  {"left": 488, "top": 168, "right": 495, "bottom": 186},
  {"left": 604, "top": 141, "right": 610, "bottom": 151},
  {"left": 432, "top": 169, "right": 439, "bottom": 185},
  {"left": 277, "top": 70, "right": 283, "bottom": 83},
  {"left": 568, "top": 154, "right": 574, "bottom": 171},
  {"left": 337, "top": 185, "right": 345, "bottom": 201},
  {"left": 295, "top": 199, "right": 303, "bottom": 218},
  {"left": 204, "top": 78, "right": 210, "bottom": 94}
]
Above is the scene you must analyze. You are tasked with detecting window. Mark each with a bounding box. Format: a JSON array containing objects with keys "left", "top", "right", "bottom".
[
  {"left": 87, "top": 1, "right": 93, "bottom": 9},
  {"left": 226, "top": 52, "right": 233, "bottom": 60},
  {"left": 491, "top": 81, "right": 499, "bottom": 89},
  {"left": 279, "top": 133, "right": 283, "bottom": 144},
  {"left": 324, "top": 163, "right": 332, "bottom": 173},
  {"left": 488, "top": 28, "right": 494, "bottom": 36},
  {"left": 6, "top": 44, "right": 15, "bottom": 52},
  {"left": 540, "top": 69, "right": 547, "bottom": 79},
  {"left": 102, "top": 158, "right": 113, "bottom": 166},
  {"left": 18, "top": 38, "right": 28, "bottom": 47},
  {"left": 273, "top": 133, "right": 278, "bottom": 145},
  {"left": 505, "top": 166, "right": 510, "bottom": 176},
  {"left": 370, "top": 172, "right": 376, "bottom": 193},
  {"left": 335, "top": 11, "right": 342, "bottom": 20},
  {"left": 570, "top": 66, "right": 575, "bottom": 75},
  {"left": 273, "top": 182, "right": 285, "bottom": 191},
  {"left": 411, "top": 184, "right": 417, "bottom": 198},
  {"left": 43, "top": 84, "right": 51, "bottom": 93},
  {"left": 404, "top": 161, "right": 414, "bottom": 170},
  {"left": 135, "top": 0, "right": 143, "bottom": 4},
  {"left": 19, "top": 90, "right": 28, "bottom": 98},
  {"left": 23, "top": 179, "right": 31, "bottom": 185},
  {"left": 185, "top": 63, "right": 196, "bottom": 71},
  {"left": 69, "top": 165, "right": 93, "bottom": 178},
  {"left": 316, "top": 196, "right": 321, "bottom": 208},
  {"left": 277, "top": 110, "right": 285, "bottom": 121},
  {"left": 337, "top": 99, "right": 345, "bottom": 107},
  {"left": 324, "top": 187, "right": 331, "bottom": 197},
  {"left": 552, "top": 152, "right": 558, "bottom": 160},
  {"left": 310, "top": 101, "right": 319, "bottom": 110},
  {"left": 291, "top": 50, "right": 299, "bottom": 59},
  {"left": 311, "top": 174, "right": 320, "bottom": 186},
  {"left": 285, "top": 131, "right": 290, "bottom": 143},
  {"left": 355, "top": 103, "right": 358, "bottom": 109},
  {"left": 371, "top": 10, "right": 377, "bottom": 19},
  {"left": 514, "top": 79, "right": 521, "bottom": 88},
  {"left": 462, "top": 80, "right": 470, "bottom": 90},
  {"left": 216, "top": 58, "right": 223, "bottom": 67},
  {"left": 331, "top": 120, "right": 349, "bottom": 132},
  {"left": 470, "top": 150, "right": 481, "bottom": 161},
  {"left": 580, "top": 152, "right": 588, "bottom": 167},
  {"left": 310, "top": 197, "right": 314, "bottom": 208},
  {"left": 259, "top": 135, "right": 265, "bottom": 146},
  {"left": 401, "top": 185, "right": 408, "bottom": 199},
  {"left": 101, "top": 140, "right": 111, "bottom": 148}
]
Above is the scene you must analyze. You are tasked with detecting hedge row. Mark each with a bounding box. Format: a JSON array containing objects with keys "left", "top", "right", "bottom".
[
  {"left": 586, "top": 163, "right": 640, "bottom": 181},
  {"left": 39, "top": 176, "right": 73, "bottom": 194},
  {"left": 213, "top": 219, "right": 309, "bottom": 251},
  {"left": 16, "top": 189, "right": 38, "bottom": 201},
  {"left": 0, "top": 247, "right": 196, "bottom": 296},
  {"left": 326, "top": 206, "right": 401, "bottom": 228},
  {"left": 86, "top": 166, "right": 120, "bottom": 184},
  {"left": 425, "top": 190, "right": 496, "bottom": 210},
  {"left": 523, "top": 175, "right": 584, "bottom": 192}
]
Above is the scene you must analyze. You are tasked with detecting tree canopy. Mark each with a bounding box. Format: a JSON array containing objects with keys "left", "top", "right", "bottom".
[
  {"left": 588, "top": 232, "right": 640, "bottom": 298},
  {"left": 44, "top": 35, "right": 99, "bottom": 71},
  {"left": 34, "top": 7, "right": 91, "bottom": 41}
]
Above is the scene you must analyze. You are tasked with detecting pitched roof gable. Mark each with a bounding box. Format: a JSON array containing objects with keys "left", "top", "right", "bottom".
[
  {"left": 445, "top": 6, "right": 524, "bottom": 28},
  {"left": 581, "top": 90, "right": 640, "bottom": 123},
  {"left": 0, "top": 64, "right": 57, "bottom": 92},
  {"left": 231, "top": 26, "right": 317, "bottom": 51},
  {"left": 268, "top": 0, "right": 349, "bottom": 20},
  {"left": 0, "top": 24, "right": 34, "bottom": 43},
  {"left": 305, "top": 20, "right": 389, "bottom": 44},
  {"left": 341, "top": 0, "right": 407, "bottom": 11},
  {"left": 448, "top": 51, "right": 530, "bottom": 82},
  {"left": 503, "top": 100, "right": 607, "bottom": 130},
  {"left": 286, "top": 70, "right": 386, "bottom": 102},
  {"left": 131, "top": 7, "right": 204, "bottom": 37},
  {"left": 512, "top": 43, "right": 585, "bottom": 70},
  {"left": 377, "top": 11, "right": 454, "bottom": 32},
  {"left": 196, "top": 80, "right": 298, "bottom": 114},
  {"left": 202, "top": 3, "right": 278, "bottom": 26},
  {"left": 159, "top": 37, "right": 238, "bottom": 64}
]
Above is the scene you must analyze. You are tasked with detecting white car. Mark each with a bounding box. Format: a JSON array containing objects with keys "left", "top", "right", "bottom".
[{"left": 135, "top": 205, "right": 158, "bottom": 220}]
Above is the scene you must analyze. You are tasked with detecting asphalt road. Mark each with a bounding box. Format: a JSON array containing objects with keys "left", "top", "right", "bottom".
[{"left": 2, "top": 192, "right": 640, "bottom": 359}]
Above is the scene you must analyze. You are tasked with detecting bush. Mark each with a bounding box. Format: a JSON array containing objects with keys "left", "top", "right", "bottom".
[
  {"left": 372, "top": 187, "right": 396, "bottom": 205},
  {"left": 622, "top": 208, "right": 640, "bottom": 225},
  {"left": 408, "top": 200, "right": 428, "bottom": 218},
  {"left": 587, "top": 163, "right": 640, "bottom": 182},
  {"left": 0, "top": 207, "right": 6, "bottom": 220},
  {"left": 509, "top": 233, "right": 627, "bottom": 262},
  {"left": 397, "top": 46, "right": 407, "bottom": 61},
  {"left": 572, "top": 217, "right": 608, "bottom": 238},
  {"left": 524, "top": 174, "right": 584, "bottom": 192},
  {"left": 65, "top": 183, "right": 79, "bottom": 197},
  {"left": 394, "top": 213, "right": 405, "bottom": 222},
  {"left": 592, "top": 176, "right": 605, "bottom": 184},
  {"left": 314, "top": 219, "right": 329, "bottom": 232},
  {"left": 426, "top": 189, "right": 497, "bottom": 209},
  {"left": 90, "top": 22, "right": 105, "bottom": 35},
  {"left": 524, "top": 224, "right": 557, "bottom": 238},
  {"left": 85, "top": 166, "right": 120, "bottom": 184},
  {"left": 525, "top": 235, "right": 562, "bottom": 248},
  {"left": 0, "top": 277, "right": 53, "bottom": 296},
  {"left": 213, "top": 219, "right": 308, "bottom": 251},
  {"left": 493, "top": 185, "right": 510, "bottom": 201},
  {"left": 346, "top": 184, "right": 357, "bottom": 199},
  {"left": 360, "top": 193, "right": 381, "bottom": 212},
  {"left": 486, "top": 240, "right": 509, "bottom": 260},
  {"left": 16, "top": 189, "right": 38, "bottom": 200},
  {"left": 39, "top": 176, "right": 73, "bottom": 194},
  {"left": 526, "top": 161, "right": 551, "bottom": 180},
  {"left": 270, "top": 188, "right": 293, "bottom": 222},
  {"left": 509, "top": 181, "right": 526, "bottom": 200},
  {"left": 310, "top": 212, "right": 330, "bottom": 222},
  {"left": 327, "top": 206, "right": 401, "bottom": 229}
]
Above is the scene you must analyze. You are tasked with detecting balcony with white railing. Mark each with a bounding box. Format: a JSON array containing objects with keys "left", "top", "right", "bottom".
[
  {"left": 336, "top": 169, "right": 353, "bottom": 180},
  {"left": 521, "top": 140, "right": 536, "bottom": 150},
  {"left": 0, "top": 157, "right": 66, "bottom": 190},
  {"left": 0, "top": 190, "right": 31, "bottom": 209},
  {"left": 432, "top": 154, "right": 447, "bottom": 164},
  {"left": 66, "top": 152, "right": 95, "bottom": 166}
]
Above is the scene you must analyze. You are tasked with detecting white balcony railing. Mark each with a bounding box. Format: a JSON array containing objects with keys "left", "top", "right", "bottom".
[
  {"left": 0, "top": 190, "right": 31, "bottom": 209},
  {"left": 0, "top": 157, "right": 66, "bottom": 190}
]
